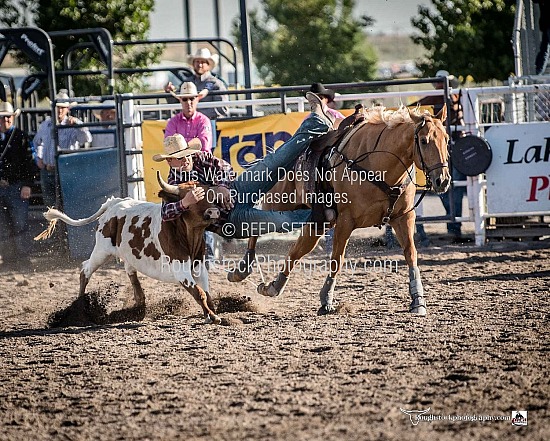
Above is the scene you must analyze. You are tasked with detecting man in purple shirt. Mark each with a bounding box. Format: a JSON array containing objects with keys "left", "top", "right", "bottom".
[{"left": 165, "top": 82, "right": 212, "bottom": 153}]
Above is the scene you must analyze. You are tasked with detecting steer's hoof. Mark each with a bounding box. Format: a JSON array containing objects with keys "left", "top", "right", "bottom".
[
  {"left": 204, "top": 313, "right": 222, "bottom": 324},
  {"left": 317, "top": 304, "right": 337, "bottom": 316},
  {"left": 409, "top": 297, "right": 427, "bottom": 316},
  {"left": 257, "top": 283, "right": 280, "bottom": 298}
]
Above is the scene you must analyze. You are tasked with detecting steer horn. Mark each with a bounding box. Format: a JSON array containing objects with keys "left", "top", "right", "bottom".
[{"left": 156, "top": 170, "right": 180, "bottom": 195}]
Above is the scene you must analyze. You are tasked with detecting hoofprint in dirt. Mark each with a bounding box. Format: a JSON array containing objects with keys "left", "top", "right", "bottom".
[{"left": 0, "top": 241, "right": 548, "bottom": 440}]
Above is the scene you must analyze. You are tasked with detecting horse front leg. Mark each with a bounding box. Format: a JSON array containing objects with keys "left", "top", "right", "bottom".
[
  {"left": 318, "top": 220, "right": 353, "bottom": 315},
  {"left": 257, "top": 224, "right": 323, "bottom": 298},
  {"left": 391, "top": 211, "right": 426, "bottom": 316},
  {"left": 227, "top": 237, "right": 258, "bottom": 282}
]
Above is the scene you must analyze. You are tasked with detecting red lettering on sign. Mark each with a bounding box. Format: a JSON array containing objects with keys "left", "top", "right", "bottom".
[{"left": 526, "top": 176, "right": 550, "bottom": 201}]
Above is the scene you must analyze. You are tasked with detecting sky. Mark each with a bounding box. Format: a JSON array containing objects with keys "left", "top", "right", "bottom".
[{"left": 149, "top": 0, "right": 432, "bottom": 40}]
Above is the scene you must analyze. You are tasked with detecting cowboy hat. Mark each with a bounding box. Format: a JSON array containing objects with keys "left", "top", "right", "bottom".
[
  {"left": 54, "top": 89, "right": 77, "bottom": 108},
  {"left": 169, "top": 82, "right": 209, "bottom": 101},
  {"left": 309, "top": 83, "right": 335, "bottom": 102},
  {"left": 152, "top": 134, "right": 201, "bottom": 162},
  {"left": 0, "top": 101, "right": 21, "bottom": 118},
  {"left": 187, "top": 47, "right": 219, "bottom": 69},
  {"left": 92, "top": 100, "right": 116, "bottom": 119}
]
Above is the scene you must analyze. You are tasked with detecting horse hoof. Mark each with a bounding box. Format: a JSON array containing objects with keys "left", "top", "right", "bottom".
[
  {"left": 410, "top": 306, "right": 427, "bottom": 316},
  {"left": 204, "top": 314, "right": 222, "bottom": 324},
  {"left": 409, "top": 297, "right": 427, "bottom": 316},
  {"left": 257, "top": 283, "right": 279, "bottom": 298},
  {"left": 317, "top": 304, "right": 337, "bottom": 316},
  {"left": 227, "top": 269, "right": 249, "bottom": 283}
]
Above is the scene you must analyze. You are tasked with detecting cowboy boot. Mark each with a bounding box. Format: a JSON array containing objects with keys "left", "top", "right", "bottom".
[{"left": 306, "top": 92, "right": 335, "bottom": 128}]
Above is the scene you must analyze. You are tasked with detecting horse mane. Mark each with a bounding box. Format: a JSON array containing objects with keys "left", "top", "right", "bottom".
[{"left": 363, "top": 105, "right": 432, "bottom": 128}]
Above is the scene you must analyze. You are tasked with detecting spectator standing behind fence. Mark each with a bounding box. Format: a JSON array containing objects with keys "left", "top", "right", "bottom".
[
  {"left": 0, "top": 102, "right": 36, "bottom": 269},
  {"left": 164, "top": 82, "right": 213, "bottom": 153},
  {"left": 91, "top": 99, "right": 116, "bottom": 148},
  {"left": 534, "top": 0, "right": 550, "bottom": 74},
  {"left": 164, "top": 48, "right": 229, "bottom": 120},
  {"left": 33, "top": 90, "right": 93, "bottom": 207}
]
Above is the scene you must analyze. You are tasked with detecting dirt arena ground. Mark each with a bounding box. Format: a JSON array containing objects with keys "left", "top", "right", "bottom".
[{"left": 0, "top": 230, "right": 549, "bottom": 440}]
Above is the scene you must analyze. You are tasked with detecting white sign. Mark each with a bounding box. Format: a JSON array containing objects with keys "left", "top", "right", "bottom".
[{"left": 485, "top": 122, "right": 550, "bottom": 214}]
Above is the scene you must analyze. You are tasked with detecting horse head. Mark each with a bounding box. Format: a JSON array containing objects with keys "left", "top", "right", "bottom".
[{"left": 409, "top": 107, "right": 451, "bottom": 194}]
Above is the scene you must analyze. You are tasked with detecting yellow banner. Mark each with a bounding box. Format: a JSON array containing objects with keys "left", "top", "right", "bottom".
[{"left": 142, "top": 120, "right": 169, "bottom": 203}]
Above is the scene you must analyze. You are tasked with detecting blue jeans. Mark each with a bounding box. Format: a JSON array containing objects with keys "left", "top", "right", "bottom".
[
  {"left": 40, "top": 168, "right": 57, "bottom": 207},
  {"left": 0, "top": 183, "right": 31, "bottom": 258},
  {"left": 440, "top": 166, "right": 466, "bottom": 236},
  {"left": 226, "top": 115, "right": 329, "bottom": 239}
]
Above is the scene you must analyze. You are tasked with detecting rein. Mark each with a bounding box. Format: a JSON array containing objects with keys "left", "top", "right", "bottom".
[{"left": 326, "top": 116, "right": 446, "bottom": 225}]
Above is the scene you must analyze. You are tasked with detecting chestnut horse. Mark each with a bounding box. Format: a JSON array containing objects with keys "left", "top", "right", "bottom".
[{"left": 229, "top": 105, "right": 450, "bottom": 316}]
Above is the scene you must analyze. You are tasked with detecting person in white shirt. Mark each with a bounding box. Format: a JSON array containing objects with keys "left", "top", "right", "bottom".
[{"left": 33, "top": 89, "right": 92, "bottom": 207}]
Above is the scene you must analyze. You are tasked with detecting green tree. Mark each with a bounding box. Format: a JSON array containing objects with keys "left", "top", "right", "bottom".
[
  {"left": 234, "top": 0, "right": 378, "bottom": 87},
  {"left": 411, "top": 0, "right": 516, "bottom": 82},
  {"left": 0, "top": 0, "right": 162, "bottom": 95}
]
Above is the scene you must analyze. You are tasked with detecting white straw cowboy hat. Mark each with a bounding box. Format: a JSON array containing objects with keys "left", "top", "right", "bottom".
[
  {"left": 169, "top": 82, "right": 209, "bottom": 101},
  {"left": 188, "top": 47, "right": 219, "bottom": 69},
  {"left": 92, "top": 100, "right": 116, "bottom": 119},
  {"left": 53, "top": 89, "right": 77, "bottom": 108},
  {"left": 152, "top": 134, "right": 201, "bottom": 162},
  {"left": 0, "top": 101, "right": 21, "bottom": 118}
]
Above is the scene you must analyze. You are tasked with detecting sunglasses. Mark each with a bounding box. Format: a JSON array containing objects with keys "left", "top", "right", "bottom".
[{"left": 180, "top": 97, "right": 196, "bottom": 103}]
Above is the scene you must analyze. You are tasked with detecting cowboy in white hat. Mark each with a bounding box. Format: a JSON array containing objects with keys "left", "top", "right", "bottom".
[
  {"left": 152, "top": 134, "right": 200, "bottom": 162},
  {"left": 0, "top": 101, "right": 35, "bottom": 268},
  {"left": 164, "top": 47, "right": 229, "bottom": 119},
  {"left": 33, "top": 89, "right": 92, "bottom": 207},
  {"left": 164, "top": 82, "right": 213, "bottom": 153}
]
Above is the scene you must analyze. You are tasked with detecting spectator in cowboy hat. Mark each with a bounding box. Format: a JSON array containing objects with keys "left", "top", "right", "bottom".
[
  {"left": 165, "top": 82, "right": 212, "bottom": 153},
  {"left": 0, "top": 101, "right": 36, "bottom": 269},
  {"left": 91, "top": 99, "right": 116, "bottom": 148},
  {"left": 164, "top": 47, "right": 229, "bottom": 119},
  {"left": 33, "top": 89, "right": 92, "bottom": 207}
]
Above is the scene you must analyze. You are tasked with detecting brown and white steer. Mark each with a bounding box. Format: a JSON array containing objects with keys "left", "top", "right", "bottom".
[{"left": 40, "top": 177, "right": 223, "bottom": 324}]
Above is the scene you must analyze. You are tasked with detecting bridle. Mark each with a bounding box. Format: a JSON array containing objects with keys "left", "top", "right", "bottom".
[{"left": 413, "top": 117, "right": 449, "bottom": 189}]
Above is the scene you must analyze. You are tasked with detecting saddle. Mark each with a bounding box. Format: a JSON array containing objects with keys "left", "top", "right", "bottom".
[{"left": 297, "top": 104, "right": 366, "bottom": 198}]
